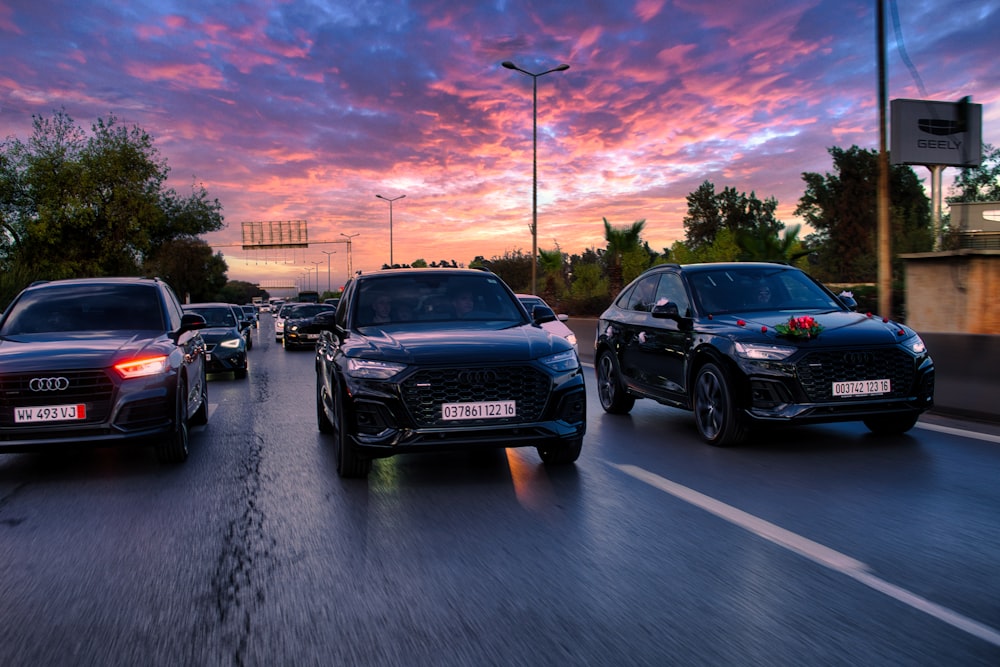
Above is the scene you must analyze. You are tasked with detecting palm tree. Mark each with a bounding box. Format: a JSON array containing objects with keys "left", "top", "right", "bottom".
[
  {"left": 537, "top": 248, "right": 565, "bottom": 304},
  {"left": 603, "top": 217, "right": 645, "bottom": 296},
  {"left": 735, "top": 224, "right": 813, "bottom": 264}
]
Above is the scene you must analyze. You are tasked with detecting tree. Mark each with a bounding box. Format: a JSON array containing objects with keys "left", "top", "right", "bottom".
[
  {"left": 538, "top": 247, "right": 566, "bottom": 304},
  {"left": 216, "top": 280, "right": 262, "bottom": 305},
  {"left": 602, "top": 217, "right": 646, "bottom": 296},
  {"left": 0, "top": 110, "right": 224, "bottom": 286},
  {"left": 797, "top": 146, "right": 931, "bottom": 282},
  {"left": 735, "top": 224, "right": 812, "bottom": 266},
  {"left": 683, "top": 181, "right": 782, "bottom": 251},
  {"left": 947, "top": 143, "right": 1000, "bottom": 203},
  {"left": 144, "top": 238, "right": 227, "bottom": 303}
]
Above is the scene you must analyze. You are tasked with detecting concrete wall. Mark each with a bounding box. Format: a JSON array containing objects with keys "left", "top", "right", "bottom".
[{"left": 902, "top": 250, "right": 1000, "bottom": 334}]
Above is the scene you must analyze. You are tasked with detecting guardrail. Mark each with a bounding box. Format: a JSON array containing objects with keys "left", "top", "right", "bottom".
[{"left": 567, "top": 319, "right": 999, "bottom": 424}]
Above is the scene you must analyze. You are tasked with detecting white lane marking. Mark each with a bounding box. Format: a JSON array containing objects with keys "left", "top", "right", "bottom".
[
  {"left": 612, "top": 463, "right": 1000, "bottom": 648},
  {"left": 916, "top": 421, "right": 1000, "bottom": 444}
]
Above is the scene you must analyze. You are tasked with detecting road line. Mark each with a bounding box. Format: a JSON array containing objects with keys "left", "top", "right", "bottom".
[
  {"left": 917, "top": 421, "right": 1000, "bottom": 444},
  {"left": 612, "top": 462, "right": 1000, "bottom": 648}
]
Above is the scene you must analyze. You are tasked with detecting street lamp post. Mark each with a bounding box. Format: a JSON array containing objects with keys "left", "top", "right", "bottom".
[
  {"left": 502, "top": 60, "right": 569, "bottom": 295},
  {"left": 310, "top": 261, "right": 323, "bottom": 292},
  {"left": 303, "top": 267, "right": 315, "bottom": 292},
  {"left": 321, "top": 250, "right": 336, "bottom": 293},
  {"left": 375, "top": 194, "right": 405, "bottom": 268},
  {"left": 340, "top": 232, "right": 360, "bottom": 276}
]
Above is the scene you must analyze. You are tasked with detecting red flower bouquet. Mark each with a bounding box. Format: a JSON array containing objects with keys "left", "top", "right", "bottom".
[{"left": 774, "top": 315, "right": 823, "bottom": 339}]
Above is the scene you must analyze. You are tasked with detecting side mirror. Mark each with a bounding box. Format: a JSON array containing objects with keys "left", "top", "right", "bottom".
[
  {"left": 531, "top": 304, "right": 557, "bottom": 325},
  {"left": 837, "top": 292, "right": 858, "bottom": 311},
  {"left": 179, "top": 313, "right": 206, "bottom": 333},
  {"left": 313, "top": 311, "right": 338, "bottom": 331},
  {"left": 651, "top": 302, "right": 681, "bottom": 320}
]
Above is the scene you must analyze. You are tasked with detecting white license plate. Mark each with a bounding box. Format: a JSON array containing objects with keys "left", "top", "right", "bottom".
[
  {"left": 442, "top": 400, "right": 516, "bottom": 420},
  {"left": 832, "top": 379, "right": 891, "bottom": 397},
  {"left": 14, "top": 404, "right": 87, "bottom": 423},
  {"left": 304, "top": 333, "right": 319, "bottom": 340}
]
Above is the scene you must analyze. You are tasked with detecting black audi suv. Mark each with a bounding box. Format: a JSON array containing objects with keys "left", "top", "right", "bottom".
[
  {"left": 596, "top": 262, "right": 934, "bottom": 446},
  {"left": 315, "top": 268, "right": 586, "bottom": 477},
  {"left": 0, "top": 277, "right": 208, "bottom": 462}
]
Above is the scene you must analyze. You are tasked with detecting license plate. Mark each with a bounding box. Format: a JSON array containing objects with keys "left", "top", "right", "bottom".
[
  {"left": 442, "top": 400, "right": 516, "bottom": 420},
  {"left": 304, "top": 333, "right": 319, "bottom": 340},
  {"left": 832, "top": 379, "right": 891, "bottom": 397},
  {"left": 14, "top": 404, "right": 87, "bottom": 423}
]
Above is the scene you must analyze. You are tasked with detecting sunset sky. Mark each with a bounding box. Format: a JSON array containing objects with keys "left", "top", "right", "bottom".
[{"left": 2, "top": 0, "right": 998, "bottom": 291}]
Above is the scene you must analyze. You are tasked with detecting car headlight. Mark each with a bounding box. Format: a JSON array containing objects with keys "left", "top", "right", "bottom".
[
  {"left": 219, "top": 337, "right": 242, "bottom": 348},
  {"left": 901, "top": 333, "right": 926, "bottom": 355},
  {"left": 566, "top": 333, "right": 578, "bottom": 348},
  {"left": 347, "top": 358, "right": 407, "bottom": 380},
  {"left": 540, "top": 349, "right": 579, "bottom": 372},
  {"left": 114, "top": 355, "right": 169, "bottom": 378},
  {"left": 288, "top": 325, "right": 298, "bottom": 332},
  {"left": 734, "top": 342, "right": 797, "bottom": 361}
]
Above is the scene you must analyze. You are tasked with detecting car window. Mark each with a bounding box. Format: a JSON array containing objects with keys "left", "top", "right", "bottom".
[
  {"left": 625, "top": 275, "right": 660, "bottom": 312},
  {"left": 1, "top": 284, "right": 165, "bottom": 334},
  {"left": 186, "top": 307, "right": 235, "bottom": 328},
  {"left": 355, "top": 274, "right": 523, "bottom": 326},
  {"left": 655, "top": 272, "right": 691, "bottom": 316}
]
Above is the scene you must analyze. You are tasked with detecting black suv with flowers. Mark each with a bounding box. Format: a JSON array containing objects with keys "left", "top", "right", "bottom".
[
  {"left": 315, "top": 268, "right": 586, "bottom": 477},
  {"left": 0, "top": 277, "right": 208, "bottom": 462},
  {"left": 596, "top": 262, "right": 934, "bottom": 446}
]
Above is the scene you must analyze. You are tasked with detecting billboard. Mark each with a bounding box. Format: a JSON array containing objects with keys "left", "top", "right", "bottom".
[
  {"left": 241, "top": 220, "right": 309, "bottom": 249},
  {"left": 890, "top": 98, "right": 982, "bottom": 167}
]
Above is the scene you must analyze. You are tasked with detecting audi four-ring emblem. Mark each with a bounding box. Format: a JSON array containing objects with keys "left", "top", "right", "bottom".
[
  {"left": 29, "top": 377, "right": 71, "bottom": 391},
  {"left": 457, "top": 370, "right": 497, "bottom": 386}
]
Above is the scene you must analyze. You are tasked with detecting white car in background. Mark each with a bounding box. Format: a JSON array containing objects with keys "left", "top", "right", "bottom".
[{"left": 517, "top": 294, "right": 577, "bottom": 353}]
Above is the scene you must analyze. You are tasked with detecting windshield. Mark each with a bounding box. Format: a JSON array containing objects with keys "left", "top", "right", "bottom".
[
  {"left": 185, "top": 307, "right": 236, "bottom": 328},
  {"left": 355, "top": 274, "right": 525, "bottom": 328},
  {"left": 284, "top": 304, "right": 334, "bottom": 319},
  {"left": 688, "top": 267, "right": 844, "bottom": 314},
  {"left": 1, "top": 284, "right": 165, "bottom": 335}
]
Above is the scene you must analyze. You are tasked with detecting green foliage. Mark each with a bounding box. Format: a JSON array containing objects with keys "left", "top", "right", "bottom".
[
  {"left": 735, "top": 224, "right": 812, "bottom": 267},
  {"left": 796, "top": 145, "right": 930, "bottom": 283},
  {"left": 947, "top": 143, "right": 1000, "bottom": 203},
  {"left": 216, "top": 280, "right": 262, "bottom": 305},
  {"left": 683, "top": 181, "right": 782, "bottom": 251},
  {"left": 602, "top": 217, "right": 646, "bottom": 296},
  {"left": 477, "top": 249, "right": 532, "bottom": 293},
  {"left": 669, "top": 228, "right": 741, "bottom": 264},
  {"left": 144, "top": 238, "right": 227, "bottom": 303},
  {"left": 0, "top": 109, "right": 225, "bottom": 294}
]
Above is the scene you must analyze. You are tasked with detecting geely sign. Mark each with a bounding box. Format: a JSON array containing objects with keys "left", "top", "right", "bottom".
[{"left": 891, "top": 98, "right": 982, "bottom": 167}]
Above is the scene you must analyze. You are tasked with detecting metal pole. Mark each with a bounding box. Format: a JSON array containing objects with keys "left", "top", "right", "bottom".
[
  {"left": 321, "top": 250, "right": 336, "bottom": 293},
  {"left": 876, "top": 0, "right": 891, "bottom": 317},
  {"left": 341, "top": 233, "right": 359, "bottom": 275},
  {"left": 376, "top": 194, "right": 405, "bottom": 268},
  {"left": 502, "top": 61, "right": 569, "bottom": 295}
]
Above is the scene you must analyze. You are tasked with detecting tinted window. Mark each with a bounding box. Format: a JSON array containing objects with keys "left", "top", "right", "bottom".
[
  {"left": 1, "top": 284, "right": 165, "bottom": 334},
  {"left": 185, "top": 307, "right": 236, "bottom": 328}
]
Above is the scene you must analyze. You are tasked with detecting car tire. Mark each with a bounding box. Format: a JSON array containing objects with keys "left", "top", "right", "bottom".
[
  {"left": 157, "top": 380, "right": 190, "bottom": 463},
  {"left": 863, "top": 413, "right": 920, "bottom": 435},
  {"left": 317, "top": 373, "right": 334, "bottom": 434},
  {"left": 537, "top": 437, "right": 582, "bottom": 465},
  {"left": 334, "top": 388, "right": 370, "bottom": 478},
  {"left": 597, "top": 349, "right": 635, "bottom": 414},
  {"left": 693, "top": 361, "right": 748, "bottom": 447},
  {"left": 190, "top": 368, "right": 209, "bottom": 426}
]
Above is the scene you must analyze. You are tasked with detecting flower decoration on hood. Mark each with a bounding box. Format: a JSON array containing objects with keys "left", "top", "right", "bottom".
[{"left": 774, "top": 315, "right": 823, "bottom": 339}]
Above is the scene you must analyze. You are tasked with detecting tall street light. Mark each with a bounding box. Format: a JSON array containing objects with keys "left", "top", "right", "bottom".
[
  {"left": 375, "top": 194, "right": 405, "bottom": 268},
  {"left": 321, "top": 250, "right": 336, "bottom": 293},
  {"left": 310, "top": 261, "right": 323, "bottom": 292},
  {"left": 502, "top": 60, "right": 569, "bottom": 295},
  {"left": 340, "top": 232, "right": 360, "bottom": 276}
]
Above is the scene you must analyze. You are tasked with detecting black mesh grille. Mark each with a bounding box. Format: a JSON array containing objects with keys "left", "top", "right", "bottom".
[
  {"left": 0, "top": 370, "right": 114, "bottom": 426},
  {"left": 400, "top": 365, "right": 552, "bottom": 426},
  {"left": 796, "top": 349, "right": 916, "bottom": 402}
]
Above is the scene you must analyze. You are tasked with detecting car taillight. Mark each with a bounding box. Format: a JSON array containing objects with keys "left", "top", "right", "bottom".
[{"left": 114, "top": 356, "right": 169, "bottom": 378}]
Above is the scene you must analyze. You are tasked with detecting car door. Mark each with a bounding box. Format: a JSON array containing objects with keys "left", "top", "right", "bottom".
[{"left": 619, "top": 272, "right": 691, "bottom": 402}]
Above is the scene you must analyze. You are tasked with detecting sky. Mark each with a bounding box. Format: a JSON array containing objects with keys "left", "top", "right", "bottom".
[{"left": 2, "top": 0, "right": 998, "bottom": 291}]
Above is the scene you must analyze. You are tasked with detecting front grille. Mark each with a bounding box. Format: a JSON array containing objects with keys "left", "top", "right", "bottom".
[
  {"left": 796, "top": 348, "right": 916, "bottom": 402},
  {"left": 0, "top": 369, "right": 115, "bottom": 426},
  {"left": 400, "top": 365, "right": 552, "bottom": 427}
]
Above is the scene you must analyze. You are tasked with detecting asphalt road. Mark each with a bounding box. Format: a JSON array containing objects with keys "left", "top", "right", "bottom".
[{"left": 1, "top": 314, "right": 998, "bottom": 666}]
